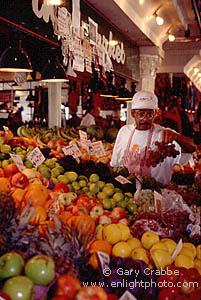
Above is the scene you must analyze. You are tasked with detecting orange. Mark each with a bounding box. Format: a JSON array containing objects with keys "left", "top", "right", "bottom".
[
  {"left": 11, "top": 188, "right": 26, "bottom": 206},
  {"left": 24, "top": 184, "right": 49, "bottom": 206},
  {"left": 89, "top": 240, "right": 112, "bottom": 256},
  {"left": 0, "top": 178, "right": 11, "bottom": 193},
  {"left": 112, "top": 242, "right": 132, "bottom": 258}
]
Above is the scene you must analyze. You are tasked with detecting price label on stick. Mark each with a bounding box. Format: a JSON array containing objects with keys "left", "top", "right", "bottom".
[
  {"left": 119, "top": 290, "right": 138, "bottom": 300},
  {"left": 172, "top": 239, "right": 183, "bottom": 261},
  {"left": 97, "top": 252, "right": 110, "bottom": 272},
  {"left": 27, "top": 147, "right": 45, "bottom": 168},
  {"left": 79, "top": 130, "right": 87, "bottom": 142},
  {"left": 154, "top": 190, "right": 163, "bottom": 216},
  {"left": 115, "top": 175, "right": 132, "bottom": 184},
  {"left": 62, "top": 143, "right": 82, "bottom": 158},
  {"left": 92, "top": 141, "right": 105, "bottom": 157},
  {"left": 3, "top": 126, "right": 9, "bottom": 133},
  {"left": 9, "top": 153, "right": 25, "bottom": 172}
]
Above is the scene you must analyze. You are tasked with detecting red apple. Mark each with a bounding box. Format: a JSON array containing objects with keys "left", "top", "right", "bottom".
[
  {"left": 72, "top": 205, "right": 88, "bottom": 216},
  {"left": 0, "top": 291, "right": 11, "bottom": 300},
  {"left": 4, "top": 163, "right": 19, "bottom": 177},
  {"left": 186, "top": 267, "right": 200, "bottom": 281},
  {"left": 111, "top": 207, "right": 127, "bottom": 220},
  {"left": 75, "top": 286, "right": 107, "bottom": 300},
  {"left": 118, "top": 218, "right": 130, "bottom": 226},
  {"left": 77, "top": 196, "right": 92, "bottom": 212},
  {"left": 180, "top": 275, "right": 195, "bottom": 295},
  {"left": 56, "top": 274, "right": 81, "bottom": 299},
  {"left": 9, "top": 172, "right": 29, "bottom": 189}
]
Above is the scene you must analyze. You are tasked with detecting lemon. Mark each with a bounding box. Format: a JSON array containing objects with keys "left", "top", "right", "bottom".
[
  {"left": 197, "top": 245, "right": 201, "bottom": 259},
  {"left": 150, "top": 241, "right": 168, "bottom": 252},
  {"left": 179, "top": 247, "right": 196, "bottom": 259},
  {"left": 117, "top": 223, "right": 130, "bottom": 241},
  {"left": 182, "top": 243, "right": 196, "bottom": 258},
  {"left": 141, "top": 232, "right": 160, "bottom": 250},
  {"left": 103, "top": 224, "right": 122, "bottom": 244},
  {"left": 150, "top": 249, "right": 172, "bottom": 269},
  {"left": 127, "top": 237, "right": 142, "bottom": 250},
  {"left": 174, "top": 254, "right": 194, "bottom": 269},
  {"left": 112, "top": 242, "right": 132, "bottom": 258},
  {"left": 96, "top": 224, "right": 104, "bottom": 240},
  {"left": 131, "top": 247, "right": 149, "bottom": 265},
  {"left": 161, "top": 238, "right": 177, "bottom": 255}
]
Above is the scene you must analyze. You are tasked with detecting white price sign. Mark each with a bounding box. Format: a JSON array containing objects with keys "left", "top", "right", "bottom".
[
  {"left": 27, "top": 147, "right": 45, "bottom": 168},
  {"left": 62, "top": 143, "right": 82, "bottom": 158},
  {"left": 115, "top": 175, "right": 132, "bottom": 184},
  {"left": 92, "top": 141, "right": 105, "bottom": 157},
  {"left": 97, "top": 252, "right": 110, "bottom": 272},
  {"left": 9, "top": 154, "right": 25, "bottom": 172},
  {"left": 119, "top": 291, "right": 138, "bottom": 300},
  {"left": 79, "top": 130, "right": 87, "bottom": 142},
  {"left": 154, "top": 190, "right": 163, "bottom": 216}
]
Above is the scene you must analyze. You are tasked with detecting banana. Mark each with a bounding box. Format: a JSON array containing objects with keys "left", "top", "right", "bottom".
[
  {"left": 56, "top": 128, "right": 68, "bottom": 141},
  {"left": 17, "top": 126, "right": 24, "bottom": 137},
  {"left": 60, "top": 128, "right": 75, "bottom": 140},
  {"left": 36, "top": 134, "right": 46, "bottom": 146}
]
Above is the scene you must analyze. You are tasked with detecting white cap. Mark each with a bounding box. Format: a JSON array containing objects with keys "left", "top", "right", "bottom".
[{"left": 131, "top": 90, "right": 158, "bottom": 110}]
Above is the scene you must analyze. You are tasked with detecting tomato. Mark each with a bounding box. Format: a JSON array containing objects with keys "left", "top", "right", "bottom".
[
  {"left": 3, "top": 163, "right": 19, "bottom": 177},
  {"left": 9, "top": 172, "right": 29, "bottom": 189},
  {"left": 52, "top": 182, "right": 69, "bottom": 193},
  {"left": 186, "top": 267, "right": 200, "bottom": 281},
  {"left": 56, "top": 274, "right": 81, "bottom": 298},
  {"left": 77, "top": 195, "right": 92, "bottom": 211}
]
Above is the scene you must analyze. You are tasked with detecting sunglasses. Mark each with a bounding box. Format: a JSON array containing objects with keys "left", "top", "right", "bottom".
[{"left": 134, "top": 111, "right": 155, "bottom": 120}]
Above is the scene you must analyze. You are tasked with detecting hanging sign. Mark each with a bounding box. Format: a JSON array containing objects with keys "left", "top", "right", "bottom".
[
  {"left": 92, "top": 141, "right": 106, "bottom": 157},
  {"left": 9, "top": 154, "right": 25, "bottom": 172},
  {"left": 62, "top": 143, "right": 82, "bottom": 158}
]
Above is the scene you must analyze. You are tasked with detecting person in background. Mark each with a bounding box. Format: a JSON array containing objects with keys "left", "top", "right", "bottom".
[
  {"left": 66, "top": 110, "right": 81, "bottom": 128},
  {"left": 80, "top": 105, "right": 98, "bottom": 127},
  {"left": 110, "top": 90, "right": 195, "bottom": 184}
]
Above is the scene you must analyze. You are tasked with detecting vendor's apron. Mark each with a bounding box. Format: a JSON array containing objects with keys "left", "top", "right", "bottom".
[{"left": 123, "top": 126, "right": 154, "bottom": 176}]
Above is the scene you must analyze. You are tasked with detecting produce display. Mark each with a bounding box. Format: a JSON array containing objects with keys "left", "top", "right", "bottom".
[{"left": 0, "top": 127, "right": 200, "bottom": 300}]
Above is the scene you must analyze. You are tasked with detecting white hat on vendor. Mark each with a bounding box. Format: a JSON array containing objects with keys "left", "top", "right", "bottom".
[{"left": 131, "top": 90, "right": 158, "bottom": 110}]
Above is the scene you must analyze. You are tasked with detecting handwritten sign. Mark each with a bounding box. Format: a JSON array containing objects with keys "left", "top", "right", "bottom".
[
  {"left": 9, "top": 154, "right": 25, "bottom": 172},
  {"left": 62, "top": 143, "right": 82, "bottom": 158},
  {"left": 79, "top": 130, "right": 87, "bottom": 141},
  {"left": 97, "top": 252, "right": 110, "bottom": 272},
  {"left": 92, "top": 141, "right": 105, "bottom": 157},
  {"left": 119, "top": 291, "right": 137, "bottom": 300},
  {"left": 154, "top": 190, "right": 163, "bottom": 216},
  {"left": 27, "top": 147, "right": 45, "bottom": 168},
  {"left": 115, "top": 175, "right": 132, "bottom": 185}
]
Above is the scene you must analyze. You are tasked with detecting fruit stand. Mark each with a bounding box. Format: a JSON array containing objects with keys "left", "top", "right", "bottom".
[{"left": 0, "top": 126, "right": 200, "bottom": 300}]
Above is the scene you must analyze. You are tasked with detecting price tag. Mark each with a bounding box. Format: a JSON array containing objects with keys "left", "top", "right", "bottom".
[
  {"left": 172, "top": 239, "right": 183, "bottom": 261},
  {"left": 27, "top": 147, "right": 45, "bottom": 168},
  {"left": 62, "top": 143, "right": 82, "bottom": 158},
  {"left": 92, "top": 141, "right": 105, "bottom": 157},
  {"left": 119, "top": 290, "right": 138, "bottom": 300},
  {"left": 9, "top": 153, "right": 25, "bottom": 172},
  {"left": 97, "top": 252, "right": 110, "bottom": 272},
  {"left": 154, "top": 191, "right": 163, "bottom": 216},
  {"left": 79, "top": 130, "right": 87, "bottom": 142},
  {"left": 3, "top": 126, "right": 9, "bottom": 133},
  {"left": 115, "top": 175, "right": 132, "bottom": 184}
]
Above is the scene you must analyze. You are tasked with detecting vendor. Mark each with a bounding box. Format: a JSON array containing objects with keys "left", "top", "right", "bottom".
[
  {"left": 110, "top": 90, "right": 195, "bottom": 184},
  {"left": 80, "top": 105, "right": 97, "bottom": 127}
]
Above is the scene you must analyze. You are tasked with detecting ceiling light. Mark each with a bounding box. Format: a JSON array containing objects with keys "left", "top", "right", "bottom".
[
  {"left": 0, "top": 46, "right": 32, "bottom": 72},
  {"left": 198, "top": 73, "right": 201, "bottom": 77},
  {"left": 40, "top": 59, "right": 68, "bottom": 82},
  {"left": 168, "top": 33, "right": 175, "bottom": 42},
  {"left": 194, "top": 67, "right": 199, "bottom": 73},
  {"left": 155, "top": 14, "right": 164, "bottom": 26},
  {"left": 46, "top": 0, "right": 62, "bottom": 5}
]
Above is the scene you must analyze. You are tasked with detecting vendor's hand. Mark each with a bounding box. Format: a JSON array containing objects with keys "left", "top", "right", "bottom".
[{"left": 162, "top": 128, "right": 179, "bottom": 144}]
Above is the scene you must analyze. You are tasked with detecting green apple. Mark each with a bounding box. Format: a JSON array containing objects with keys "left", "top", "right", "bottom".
[
  {"left": 1, "top": 144, "right": 11, "bottom": 154},
  {"left": 127, "top": 203, "right": 138, "bottom": 213},
  {"left": 51, "top": 167, "right": 61, "bottom": 177},
  {"left": 114, "top": 187, "right": 123, "bottom": 193},
  {"left": 111, "top": 198, "right": 117, "bottom": 208},
  {"left": 102, "top": 186, "right": 114, "bottom": 197},
  {"left": 89, "top": 183, "right": 100, "bottom": 194},
  {"left": 40, "top": 168, "right": 51, "bottom": 178},
  {"left": 51, "top": 177, "right": 58, "bottom": 185},
  {"left": 65, "top": 171, "right": 78, "bottom": 182},
  {"left": 67, "top": 183, "right": 73, "bottom": 191},
  {"left": 87, "top": 192, "right": 96, "bottom": 198},
  {"left": 113, "top": 192, "right": 124, "bottom": 202},
  {"left": 89, "top": 173, "right": 100, "bottom": 183},
  {"left": 1, "top": 160, "right": 10, "bottom": 168},
  {"left": 97, "top": 180, "right": 105, "bottom": 189},
  {"left": 80, "top": 186, "right": 89, "bottom": 194},
  {"left": 97, "top": 191, "right": 107, "bottom": 200},
  {"left": 124, "top": 192, "right": 133, "bottom": 198},
  {"left": 14, "top": 146, "right": 23, "bottom": 153},
  {"left": 54, "top": 163, "right": 64, "bottom": 174},
  {"left": 57, "top": 174, "right": 70, "bottom": 184},
  {"left": 24, "top": 254, "right": 55, "bottom": 286},
  {"left": 0, "top": 252, "right": 24, "bottom": 280},
  {"left": 0, "top": 137, "right": 5, "bottom": 146},
  {"left": 118, "top": 200, "right": 128, "bottom": 209},
  {"left": 45, "top": 158, "right": 56, "bottom": 169},
  {"left": 102, "top": 198, "right": 112, "bottom": 209},
  {"left": 78, "top": 175, "right": 88, "bottom": 182},
  {"left": 79, "top": 180, "right": 87, "bottom": 187},
  {"left": 24, "top": 160, "right": 33, "bottom": 169},
  {"left": 71, "top": 181, "right": 80, "bottom": 191},
  {"left": 3, "top": 275, "right": 35, "bottom": 300}
]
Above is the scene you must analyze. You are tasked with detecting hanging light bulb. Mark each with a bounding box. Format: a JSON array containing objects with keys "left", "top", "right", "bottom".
[
  {"left": 155, "top": 14, "right": 164, "bottom": 26},
  {"left": 194, "top": 67, "right": 199, "bottom": 74},
  {"left": 168, "top": 33, "right": 175, "bottom": 42}
]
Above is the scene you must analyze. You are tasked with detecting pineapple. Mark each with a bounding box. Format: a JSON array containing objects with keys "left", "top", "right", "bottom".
[
  {"left": 38, "top": 216, "right": 93, "bottom": 276},
  {"left": 0, "top": 191, "right": 16, "bottom": 255}
]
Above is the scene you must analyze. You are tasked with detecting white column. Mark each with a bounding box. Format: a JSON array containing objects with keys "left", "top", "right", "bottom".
[{"left": 48, "top": 82, "right": 61, "bottom": 128}]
